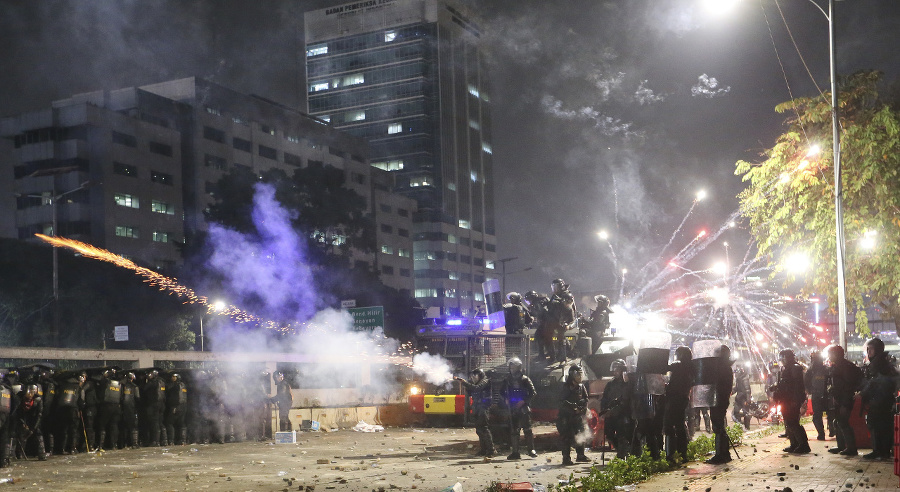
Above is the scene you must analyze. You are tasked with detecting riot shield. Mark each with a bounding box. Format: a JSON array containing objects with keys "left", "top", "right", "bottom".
[
  {"left": 631, "top": 332, "right": 672, "bottom": 419},
  {"left": 690, "top": 339, "right": 722, "bottom": 408}
]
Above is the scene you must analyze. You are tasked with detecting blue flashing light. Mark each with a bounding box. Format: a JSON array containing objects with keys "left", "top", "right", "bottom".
[{"left": 446, "top": 319, "right": 464, "bottom": 326}]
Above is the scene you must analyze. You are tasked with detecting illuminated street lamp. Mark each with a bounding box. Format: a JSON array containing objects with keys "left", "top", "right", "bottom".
[
  {"left": 200, "top": 299, "right": 227, "bottom": 352},
  {"left": 695, "top": 189, "right": 707, "bottom": 202}
]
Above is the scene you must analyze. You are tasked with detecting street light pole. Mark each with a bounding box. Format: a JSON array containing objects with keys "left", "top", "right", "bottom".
[
  {"left": 497, "top": 257, "right": 518, "bottom": 295},
  {"left": 826, "top": 0, "right": 848, "bottom": 349}
]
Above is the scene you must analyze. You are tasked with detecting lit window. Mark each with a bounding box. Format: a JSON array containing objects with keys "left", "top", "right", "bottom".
[
  {"left": 372, "top": 160, "right": 404, "bottom": 171},
  {"left": 114, "top": 193, "right": 139, "bottom": 209},
  {"left": 384, "top": 30, "right": 396, "bottom": 42},
  {"left": 447, "top": 182, "right": 456, "bottom": 191},
  {"left": 471, "top": 171, "right": 479, "bottom": 182},
  {"left": 307, "top": 44, "right": 328, "bottom": 57},
  {"left": 152, "top": 231, "right": 169, "bottom": 243},
  {"left": 205, "top": 106, "right": 222, "bottom": 116},
  {"left": 310, "top": 82, "right": 329, "bottom": 92},
  {"left": 115, "top": 226, "right": 138, "bottom": 238},
  {"left": 415, "top": 289, "right": 438, "bottom": 298},
  {"left": 449, "top": 272, "right": 459, "bottom": 280},
  {"left": 469, "top": 120, "right": 480, "bottom": 130},
  {"left": 331, "top": 235, "right": 346, "bottom": 246},
  {"left": 344, "top": 73, "right": 364, "bottom": 86},
  {"left": 151, "top": 200, "right": 175, "bottom": 215},
  {"left": 321, "top": 115, "right": 331, "bottom": 123},
  {"left": 482, "top": 142, "right": 492, "bottom": 154},
  {"left": 445, "top": 289, "right": 457, "bottom": 298},
  {"left": 388, "top": 123, "right": 402, "bottom": 134},
  {"left": 458, "top": 219, "right": 470, "bottom": 229},
  {"left": 347, "top": 110, "right": 366, "bottom": 121},
  {"left": 285, "top": 135, "right": 300, "bottom": 143},
  {"left": 474, "top": 293, "right": 485, "bottom": 302},
  {"left": 448, "top": 234, "right": 457, "bottom": 244},
  {"left": 410, "top": 176, "right": 432, "bottom": 187},
  {"left": 468, "top": 84, "right": 480, "bottom": 98},
  {"left": 486, "top": 260, "right": 495, "bottom": 270},
  {"left": 398, "top": 248, "right": 410, "bottom": 258},
  {"left": 381, "top": 245, "right": 394, "bottom": 254}
]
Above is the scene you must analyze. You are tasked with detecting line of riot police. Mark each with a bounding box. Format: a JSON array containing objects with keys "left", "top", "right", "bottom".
[{"left": 0, "top": 364, "right": 283, "bottom": 466}]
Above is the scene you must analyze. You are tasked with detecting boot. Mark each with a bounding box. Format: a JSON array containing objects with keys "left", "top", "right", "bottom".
[
  {"left": 180, "top": 428, "right": 187, "bottom": 446},
  {"left": 524, "top": 429, "right": 537, "bottom": 457},
  {"left": 131, "top": 430, "right": 140, "bottom": 449},
  {"left": 507, "top": 434, "right": 521, "bottom": 460},
  {"left": 575, "top": 446, "right": 590, "bottom": 462},
  {"left": 705, "top": 433, "right": 732, "bottom": 464},
  {"left": 98, "top": 430, "right": 106, "bottom": 451},
  {"left": 46, "top": 433, "right": 54, "bottom": 456},
  {"left": 561, "top": 447, "right": 573, "bottom": 466},
  {"left": 664, "top": 432, "right": 676, "bottom": 462},
  {"left": 36, "top": 434, "right": 47, "bottom": 461}
]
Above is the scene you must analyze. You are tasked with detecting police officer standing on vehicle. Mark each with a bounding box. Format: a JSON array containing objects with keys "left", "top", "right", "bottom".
[
  {"left": 503, "top": 292, "right": 533, "bottom": 356},
  {"left": 271, "top": 371, "right": 293, "bottom": 432},
  {"left": 502, "top": 357, "right": 537, "bottom": 460},
  {"left": 165, "top": 373, "right": 188, "bottom": 445},
  {"left": 771, "top": 349, "right": 810, "bottom": 454},
  {"left": 600, "top": 359, "right": 633, "bottom": 459},
  {"left": 860, "top": 338, "right": 897, "bottom": 460},
  {"left": 454, "top": 368, "right": 495, "bottom": 457},
  {"left": 664, "top": 346, "right": 693, "bottom": 463},
  {"left": 558, "top": 365, "right": 590, "bottom": 465},
  {"left": 589, "top": 294, "right": 613, "bottom": 350}
]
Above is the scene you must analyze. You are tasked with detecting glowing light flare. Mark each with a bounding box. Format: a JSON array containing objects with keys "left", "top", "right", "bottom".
[
  {"left": 861, "top": 230, "right": 877, "bottom": 250},
  {"left": 784, "top": 252, "right": 810, "bottom": 274},
  {"left": 711, "top": 261, "right": 727, "bottom": 276},
  {"left": 779, "top": 173, "right": 790, "bottom": 184},
  {"left": 755, "top": 333, "right": 764, "bottom": 341},
  {"left": 597, "top": 230, "right": 609, "bottom": 240},
  {"left": 706, "top": 286, "right": 730, "bottom": 307},
  {"left": 695, "top": 189, "right": 707, "bottom": 201},
  {"left": 697, "top": 230, "right": 707, "bottom": 238},
  {"left": 814, "top": 325, "right": 824, "bottom": 333},
  {"left": 701, "top": 0, "right": 742, "bottom": 17},
  {"left": 674, "top": 298, "right": 687, "bottom": 308},
  {"left": 807, "top": 144, "right": 822, "bottom": 157}
]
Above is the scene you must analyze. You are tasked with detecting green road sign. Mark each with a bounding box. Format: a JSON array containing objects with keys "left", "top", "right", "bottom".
[{"left": 347, "top": 306, "right": 384, "bottom": 331}]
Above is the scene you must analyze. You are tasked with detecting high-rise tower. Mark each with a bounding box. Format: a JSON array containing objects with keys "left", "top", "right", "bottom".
[{"left": 305, "top": 0, "right": 497, "bottom": 316}]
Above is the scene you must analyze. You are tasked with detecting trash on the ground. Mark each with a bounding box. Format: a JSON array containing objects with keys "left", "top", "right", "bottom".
[
  {"left": 301, "top": 420, "right": 321, "bottom": 432},
  {"left": 440, "top": 483, "right": 463, "bottom": 492},
  {"left": 495, "top": 483, "right": 535, "bottom": 491},
  {"left": 277, "top": 471, "right": 287, "bottom": 476},
  {"left": 275, "top": 431, "right": 297, "bottom": 443},
  {"left": 614, "top": 485, "right": 636, "bottom": 491},
  {"left": 316, "top": 459, "right": 330, "bottom": 464},
  {"left": 352, "top": 421, "right": 385, "bottom": 432}
]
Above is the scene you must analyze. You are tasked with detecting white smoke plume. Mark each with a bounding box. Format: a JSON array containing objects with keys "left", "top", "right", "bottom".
[
  {"left": 634, "top": 80, "right": 666, "bottom": 105},
  {"left": 691, "top": 73, "right": 731, "bottom": 98},
  {"left": 411, "top": 353, "right": 455, "bottom": 386}
]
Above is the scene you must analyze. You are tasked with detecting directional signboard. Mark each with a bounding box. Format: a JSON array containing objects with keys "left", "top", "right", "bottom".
[{"left": 347, "top": 306, "right": 384, "bottom": 332}]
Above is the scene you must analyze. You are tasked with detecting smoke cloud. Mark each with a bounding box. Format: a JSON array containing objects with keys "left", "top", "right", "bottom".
[
  {"left": 410, "top": 353, "right": 455, "bottom": 386},
  {"left": 691, "top": 74, "right": 731, "bottom": 98}
]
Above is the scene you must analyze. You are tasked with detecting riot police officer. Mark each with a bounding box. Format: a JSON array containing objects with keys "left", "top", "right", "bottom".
[
  {"left": 55, "top": 372, "right": 83, "bottom": 454},
  {"left": 589, "top": 294, "right": 613, "bottom": 350},
  {"left": 558, "top": 365, "right": 590, "bottom": 465},
  {"left": 120, "top": 372, "right": 140, "bottom": 448},
  {"left": 705, "top": 345, "right": 734, "bottom": 464},
  {"left": 14, "top": 384, "right": 47, "bottom": 460},
  {"left": 804, "top": 350, "right": 830, "bottom": 441},
  {"left": 600, "top": 359, "right": 632, "bottom": 459},
  {"left": 141, "top": 369, "right": 165, "bottom": 446},
  {"left": 825, "top": 344, "right": 861, "bottom": 456},
  {"left": 455, "top": 368, "right": 495, "bottom": 457},
  {"left": 38, "top": 369, "right": 56, "bottom": 456},
  {"left": 664, "top": 346, "right": 693, "bottom": 462},
  {"left": 97, "top": 369, "right": 123, "bottom": 450},
  {"left": 860, "top": 338, "right": 897, "bottom": 460},
  {"left": 271, "top": 371, "right": 293, "bottom": 432},
  {"left": 502, "top": 358, "right": 537, "bottom": 460},
  {"left": 0, "top": 375, "right": 14, "bottom": 467},
  {"left": 771, "top": 349, "right": 809, "bottom": 454},
  {"left": 80, "top": 371, "right": 98, "bottom": 451},
  {"left": 165, "top": 373, "right": 188, "bottom": 445},
  {"left": 549, "top": 279, "right": 577, "bottom": 362}
]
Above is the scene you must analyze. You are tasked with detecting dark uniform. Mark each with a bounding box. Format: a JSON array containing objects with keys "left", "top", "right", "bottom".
[
  {"left": 456, "top": 369, "right": 495, "bottom": 457},
  {"left": 503, "top": 293, "right": 533, "bottom": 356},
  {"left": 600, "top": 359, "right": 632, "bottom": 459},
  {"left": 13, "top": 385, "right": 47, "bottom": 460},
  {"left": 804, "top": 351, "right": 830, "bottom": 440},
  {"left": 771, "top": 349, "right": 809, "bottom": 454},
  {"left": 524, "top": 291, "right": 551, "bottom": 361},
  {"left": 55, "top": 374, "right": 83, "bottom": 454},
  {"left": 120, "top": 373, "right": 140, "bottom": 448},
  {"left": 141, "top": 371, "right": 165, "bottom": 446},
  {"left": 664, "top": 347, "right": 693, "bottom": 462},
  {"left": 81, "top": 373, "right": 98, "bottom": 451},
  {"left": 706, "top": 345, "right": 734, "bottom": 464},
  {"left": 0, "top": 378, "right": 14, "bottom": 467},
  {"left": 826, "top": 344, "right": 861, "bottom": 456},
  {"left": 164, "top": 374, "right": 188, "bottom": 445},
  {"left": 557, "top": 366, "right": 590, "bottom": 465},
  {"left": 38, "top": 370, "right": 56, "bottom": 455},
  {"left": 272, "top": 372, "right": 293, "bottom": 432},
  {"left": 588, "top": 295, "right": 613, "bottom": 354},
  {"left": 731, "top": 367, "right": 752, "bottom": 430},
  {"left": 97, "top": 373, "right": 123, "bottom": 450},
  {"left": 502, "top": 358, "right": 537, "bottom": 460},
  {"left": 860, "top": 338, "right": 897, "bottom": 460}
]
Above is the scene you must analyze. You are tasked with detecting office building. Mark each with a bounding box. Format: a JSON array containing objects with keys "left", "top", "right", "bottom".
[{"left": 304, "top": 0, "right": 497, "bottom": 316}]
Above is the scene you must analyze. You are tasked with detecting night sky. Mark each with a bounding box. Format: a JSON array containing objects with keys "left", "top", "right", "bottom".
[{"left": 2, "top": 0, "right": 898, "bottom": 308}]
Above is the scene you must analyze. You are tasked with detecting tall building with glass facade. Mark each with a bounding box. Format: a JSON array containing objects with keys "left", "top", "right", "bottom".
[{"left": 304, "top": 0, "right": 497, "bottom": 316}]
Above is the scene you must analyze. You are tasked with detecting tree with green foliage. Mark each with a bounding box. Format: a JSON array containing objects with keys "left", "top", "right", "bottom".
[{"left": 736, "top": 71, "right": 900, "bottom": 336}]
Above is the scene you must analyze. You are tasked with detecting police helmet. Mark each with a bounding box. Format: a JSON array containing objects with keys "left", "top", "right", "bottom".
[
  {"left": 674, "top": 346, "right": 692, "bottom": 362},
  {"left": 125, "top": 372, "right": 136, "bottom": 382},
  {"left": 508, "top": 357, "right": 523, "bottom": 372},
  {"left": 171, "top": 373, "right": 181, "bottom": 382},
  {"left": 471, "top": 368, "right": 486, "bottom": 380},
  {"left": 551, "top": 278, "right": 567, "bottom": 291},
  {"left": 609, "top": 359, "right": 626, "bottom": 372},
  {"left": 24, "top": 384, "right": 39, "bottom": 397},
  {"left": 594, "top": 294, "right": 610, "bottom": 306},
  {"left": 273, "top": 371, "right": 284, "bottom": 381},
  {"left": 826, "top": 344, "right": 845, "bottom": 359},
  {"left": 507, "top": 292, "right": 523, "bottom": 303},
  {"left": 865, "top": 338, "right": 885, "bottom": 355},
  {"left": 568, "top": 365, "right": 583, "bottom": 375}
]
